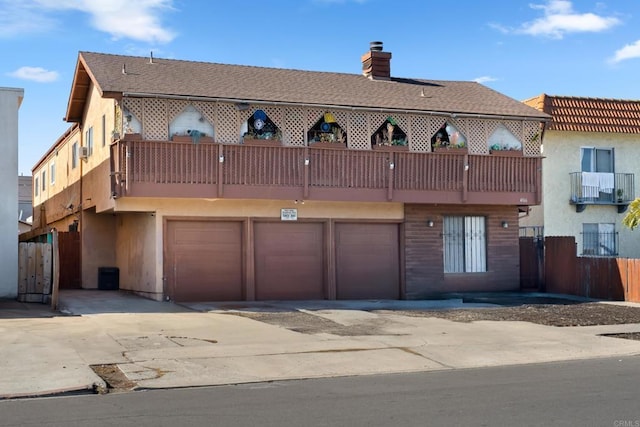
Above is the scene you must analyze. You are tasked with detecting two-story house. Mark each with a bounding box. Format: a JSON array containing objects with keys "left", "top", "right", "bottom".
[
  {"left": 32, "top": 43, "right": 548, "bottom": 302},
  {"left": 521, "top": 94, "right": 638, "bottom": 258},
  {"left": 1, "top": 87, "right": 24, "bottom": 298}
]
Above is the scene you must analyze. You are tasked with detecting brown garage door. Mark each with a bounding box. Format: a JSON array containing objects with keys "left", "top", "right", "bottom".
[
  {"left": 335, "top": 223, "right": 400, "bottom": 299},
  {"left": 166, "top": 220, "right": 243, "bottom": 302},
  {"left": 254, "top": 222, "right": 324, "bottom": 300}
]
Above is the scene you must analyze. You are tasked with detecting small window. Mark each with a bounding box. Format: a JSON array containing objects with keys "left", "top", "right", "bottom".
[
  {"left": 35, "top": 177, "right": 39, "bottom": 196},
  {"left": 86, "top": 127, "right": 94, "bottom": 156},
  {"left": 443, "top": 216, "right": 486, "bottom": 273},
  {"left": 581, "top": 147, "right": 613, "bottom": 173},
  {"left": 41, "top": 170, "right": 46, "bottom": 192},
  {"left": 50, "top": 162, "right": 55, "bottom": 185},
  {"left": 72, "top": 142, "right": 78, "bottom": 169},
  {"left": 582, "top": 223, "right": 617, "bottom": 256}
]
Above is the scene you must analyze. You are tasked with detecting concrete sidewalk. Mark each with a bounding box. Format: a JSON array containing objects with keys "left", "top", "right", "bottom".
[{"left": 1, "top": 290, "right": 640, "bottom": 399}]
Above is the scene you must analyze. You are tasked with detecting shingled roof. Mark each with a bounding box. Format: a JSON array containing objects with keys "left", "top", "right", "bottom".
[
  {"left": 524, "top": 94, "right": 640, "bottom": 134},
  {"left": 66, "top": 51, "right": 548, "bottom": 123}
]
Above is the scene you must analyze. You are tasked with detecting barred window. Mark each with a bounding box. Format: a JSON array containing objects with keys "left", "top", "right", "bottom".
[
  {"left": 443, "top": 216, "right": 486, "bottom": 273},
  {"left": 582, "top": 223, "right": 617, "bottom": 256}
]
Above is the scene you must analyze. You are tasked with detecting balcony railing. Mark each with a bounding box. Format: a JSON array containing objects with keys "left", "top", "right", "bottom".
[
  {"left": 111, "top": 140, "right": 542, "bottom": 205},
  {"left": 569, "top": 172, "right": 635, "bottom": 213}
]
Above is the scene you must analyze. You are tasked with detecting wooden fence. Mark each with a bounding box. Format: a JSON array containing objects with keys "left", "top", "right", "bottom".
[
  {"left": 543, "top": 236, "right": 640, "bottom": 302},
  {"left": 18, "top": 241, "right": 53, "bottom": 303},
  {"left": 17, "top": 230, "right": 61, "bottom": 307}
]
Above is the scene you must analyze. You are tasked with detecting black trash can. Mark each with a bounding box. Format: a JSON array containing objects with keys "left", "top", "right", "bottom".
[{"left": 98, "top": 267, "right": 119, "bottom": 290}]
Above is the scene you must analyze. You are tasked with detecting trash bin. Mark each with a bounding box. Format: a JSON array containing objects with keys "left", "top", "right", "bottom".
[{"left": 98, "top": 267, "right": 119, "bottom": 290}]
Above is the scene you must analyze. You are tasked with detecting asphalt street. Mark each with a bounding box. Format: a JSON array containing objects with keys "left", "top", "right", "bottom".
[{"left": 1, "top": 356, "right": 639, "bottom": 427}]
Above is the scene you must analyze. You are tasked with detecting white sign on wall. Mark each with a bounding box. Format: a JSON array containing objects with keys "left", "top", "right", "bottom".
[{"left": 281, "top": 208, "right": 298, "bottom": 221}]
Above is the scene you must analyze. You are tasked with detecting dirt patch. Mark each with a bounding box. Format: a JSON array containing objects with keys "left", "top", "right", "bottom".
[
  {"left": 381, "top": 303, "right": 640, "bottom": 327},
  {"left": 226, "top": 311, "right": 400, "bottom": 336},
  {"left": 227, "top": 302, "right": 640, "bottom": 341},
  {"left": 91, "top": 364, "right": 137, "bottom": 393}
]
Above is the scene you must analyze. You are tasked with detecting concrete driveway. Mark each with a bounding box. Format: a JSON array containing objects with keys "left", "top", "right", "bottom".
[{"left": 1, "top": 289, "right": 640, "bottom": 399}]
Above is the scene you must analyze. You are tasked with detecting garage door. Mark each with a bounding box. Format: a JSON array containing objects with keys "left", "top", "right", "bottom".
[
  {"left": 166, "top": 220, "right": 243, "bottom": 302},
  {"left": 335, "top": 223, "right": 400, "bottom": 299},
  {"left": 254, "top": 222, "right": 324, "bottom": 300}
]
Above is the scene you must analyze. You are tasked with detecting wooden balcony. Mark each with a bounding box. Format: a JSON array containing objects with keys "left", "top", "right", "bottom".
[{"left": 110, "top": 140, "right": 542, "bottom": 205}]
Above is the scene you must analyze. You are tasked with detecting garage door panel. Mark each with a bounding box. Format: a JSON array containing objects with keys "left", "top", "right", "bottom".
[
  {"left": 336, "top": 223, "right": 400, "bottom": 300},
  {"left": 166, "top": 221, "right": 243, "bottom": 302},
  {"left": 254, "top": 222, "right": 324, "bottom": 300}
]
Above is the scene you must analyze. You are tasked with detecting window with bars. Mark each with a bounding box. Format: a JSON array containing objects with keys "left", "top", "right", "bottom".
[
  {"left": 443, "top": 216, "right": 487, "bottom": 273},
  {"left": 582, "top": 223, "right": 617, "bottom": 256}
]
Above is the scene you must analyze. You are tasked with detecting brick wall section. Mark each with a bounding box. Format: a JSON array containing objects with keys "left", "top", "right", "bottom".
[{"left": 404, "top": 204, "right": 520, "bottom": 298}]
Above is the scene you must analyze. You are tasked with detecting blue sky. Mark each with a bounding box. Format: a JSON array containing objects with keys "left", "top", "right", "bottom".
[{"left": 2, "top": 0, "right": 639, "bottom": 175}]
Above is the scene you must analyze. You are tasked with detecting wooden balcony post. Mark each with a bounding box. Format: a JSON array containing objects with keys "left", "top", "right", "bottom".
[
  {"left": 462, "top": 153, "right": 469, "bottom": 202},
  {"left": 303, "top": 147, "right": 310, "bottom": 199},
  {"left": 536, "top": 157, "right": 542, "bottom": 205},
  {"left": 125, "top": 141, "right": 130, "bottom": 194},
  {"left": 217, "top": 143, "right": 224, "bottom": 197},
  {"left": 387, "top": 154, "right": 394, "bottom": 201}
]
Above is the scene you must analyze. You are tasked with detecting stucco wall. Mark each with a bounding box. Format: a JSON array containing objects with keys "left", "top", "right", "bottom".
[
  {"left": 541, "top": 130, "right": 640, "bottom": 257},
  {"left": 81, "top": 209, "right": 116, "bottom": 288},
  {"left": 0, "top": 87, "right": 23, "bottom": 298}
]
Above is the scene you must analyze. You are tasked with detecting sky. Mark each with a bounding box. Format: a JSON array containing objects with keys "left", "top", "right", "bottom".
[{"left": 2, "top": 0, "right": 639, "bottom": 175}]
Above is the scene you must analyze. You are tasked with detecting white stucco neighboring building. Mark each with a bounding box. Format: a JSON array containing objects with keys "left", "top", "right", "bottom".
[
  {"left": 0, "top": 87, "right": 24, "bottom": 298},
  {"left": 522, "top": 94, "right": 640, "bottom": 258}
]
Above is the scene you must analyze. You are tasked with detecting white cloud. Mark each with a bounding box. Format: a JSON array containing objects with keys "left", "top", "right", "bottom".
[
  {"left": 498, "top": 0, "right": 621, "bottom": 39},
  {"left": 0, "top": 0, "right": 176, "bottom": 43},
  {"left": 610, "top": 40, "right": 640, "bottom": 63},
  {"left": 473, "top": 76, "right": 498, "bottom": 84},
  {"left": 8, "top": 66, "right": 59, "bottom": 83},
  {"left": 0, "top": 0, "right": 57, "bottom": 37}
]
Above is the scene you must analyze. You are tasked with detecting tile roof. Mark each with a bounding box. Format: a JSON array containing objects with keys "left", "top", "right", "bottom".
[
  {"left": 524, "top": 94, "right": 640, "bottom": 133},
  {"left": 66, "top": 51, "right": 548, "bottom": 123}
]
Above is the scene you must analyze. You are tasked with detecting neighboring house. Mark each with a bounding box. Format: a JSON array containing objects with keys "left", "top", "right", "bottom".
[
  {"left": 0, "top": 87, "right": 24, "bottom": 298},
  {"left": 521, "top": 94, "right": 638, "bottom": 258},
  {"left": 18, "top": 175, "right": 33, "bottom": 223},
  {"left": 18, "top": 220, "right": 31, "bottom": 234},
  {"left": 32, "top": 43, "right": 548, "bottom": 302}
]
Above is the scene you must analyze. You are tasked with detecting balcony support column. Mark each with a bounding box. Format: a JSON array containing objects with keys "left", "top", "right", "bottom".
[
  {"left": 387, "top": 155, "right": 394, "bottom": 201},
  {"left": 303, "top": 147, "right": 310, "bottom": 199},
  {"left": 217, "top": 143, "right": 224, "bottom": 197},
  {"left": 462, "top": 154, "right": 469, "bottom": 202}
]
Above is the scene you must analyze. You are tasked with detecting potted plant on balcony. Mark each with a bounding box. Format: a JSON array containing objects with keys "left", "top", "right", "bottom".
[
  {"left": 433, "top": 140, "right": 467, "bottom": 153},
  {"left": 242, "top": 129, "right": 282, "bottom": 146},
  {"left": 617, "top": 189, "right": 624, "bottom": 203},
  {"left": 309, "top": 128, "right": 346, "bottom": 149},
  {"left": 489, "top": 143, "right": 522, "bottom": 156}
]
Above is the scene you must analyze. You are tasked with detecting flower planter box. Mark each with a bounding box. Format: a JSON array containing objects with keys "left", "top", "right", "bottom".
[
  {"left": 309, "top": 142, "right": 347, "bottom": 149},
  {"left": 490, "top": 149, "right": 522, "bottom": 157},
  {"left": 123, "top": 133, "right": 142, "bottom": 141},
  {"left": 242, "top": 138, "right": 282, "bottom": 147},
  {"left": 373, "top": 145, "right": 409, "bottom": 152},
  {"left": 433, "top": 147, "right": 468, "bottom": 154},
  {"left": 172, "top": 135, "right": 214, "bottom": 143}
]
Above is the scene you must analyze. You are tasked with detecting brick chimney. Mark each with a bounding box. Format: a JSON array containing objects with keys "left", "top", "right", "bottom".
[{"left": 361, "top": 41, "right": 391, "bottom": 80}]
